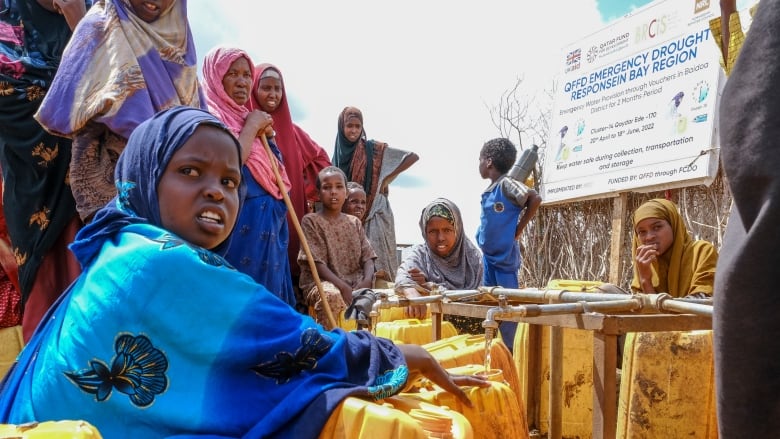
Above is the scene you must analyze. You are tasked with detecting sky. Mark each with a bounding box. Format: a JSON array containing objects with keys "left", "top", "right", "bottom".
[{"left": 187, "top": 0, "right": 654, "bottom": 246}]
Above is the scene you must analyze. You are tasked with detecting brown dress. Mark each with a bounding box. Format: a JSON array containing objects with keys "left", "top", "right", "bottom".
[{"left": 298, "top": 213, "right": 376, "bottom": 328}]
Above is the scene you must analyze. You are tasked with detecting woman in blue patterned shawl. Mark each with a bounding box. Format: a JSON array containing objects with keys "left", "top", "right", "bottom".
[{"left": 0, "top": 106, "right": 485, "bottom": 438}]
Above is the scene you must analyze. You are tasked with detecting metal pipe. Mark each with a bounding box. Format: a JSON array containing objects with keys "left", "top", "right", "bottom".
[
  {"left": 485, "top": 298, "right": 643, "bottom": 321},
  {"left": 656, "top": 295, "right": 713, "bottom": 317},
  {"left": 473, "top": 287, "right": 637, "bottom": 304}
]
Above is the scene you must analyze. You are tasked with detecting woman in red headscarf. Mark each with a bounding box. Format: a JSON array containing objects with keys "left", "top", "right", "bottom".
[{"left": 252, "top": 63, "right": 331, "bottom": 309}]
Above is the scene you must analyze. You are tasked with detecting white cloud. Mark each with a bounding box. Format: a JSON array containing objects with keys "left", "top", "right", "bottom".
[{"left": 188, "top": 0, "right": 605, "bottom": 245}]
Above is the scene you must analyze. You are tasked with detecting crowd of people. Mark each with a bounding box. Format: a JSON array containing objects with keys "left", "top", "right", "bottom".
[{"left": 0, "top": 0, "right": 769, "bottom": 437}]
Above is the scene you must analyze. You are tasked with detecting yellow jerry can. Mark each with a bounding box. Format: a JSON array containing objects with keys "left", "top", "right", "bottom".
[
  {"left": 0, "top": 420, "right": 103, "bottom": 438},
  {"left": 375, "top": 318, "right": 458, "bottom": 345},
  {"left": 617, "top": 330, "right": 717, "bottom": 439}
]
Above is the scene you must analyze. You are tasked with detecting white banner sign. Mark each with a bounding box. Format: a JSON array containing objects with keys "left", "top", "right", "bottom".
[{"left": 541, "top": 0, "right": 722, "bottom": 203}]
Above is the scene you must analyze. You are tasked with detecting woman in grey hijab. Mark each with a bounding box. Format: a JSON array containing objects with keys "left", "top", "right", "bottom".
[{"left": 395, "top": 198, "right": 483, "bottom": 327}]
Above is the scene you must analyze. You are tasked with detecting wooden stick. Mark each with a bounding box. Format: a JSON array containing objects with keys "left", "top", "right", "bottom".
[{"left": 259, "top": 134, "right": 338, "bottom": 330}]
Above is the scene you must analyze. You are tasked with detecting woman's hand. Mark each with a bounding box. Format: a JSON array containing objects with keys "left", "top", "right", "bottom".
[
  {"left": 397, "top": 344, "right": 489, "bottom": 408},
  {"left": 408, "top": 267, "right": 426, "bottom": 285},
  {"left": 400, "top": 278, "right": 428, "bottom": 320},
  {"left": 635, "top": 244, "right": 658, "bottom": 293},
  {"left": 245, "top": 110, "right": 273, "bottom": 137}
]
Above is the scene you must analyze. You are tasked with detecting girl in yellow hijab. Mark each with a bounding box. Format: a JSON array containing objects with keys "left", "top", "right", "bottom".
[{"left": 631, "top": 198, "right": 718, "bottom": 297}]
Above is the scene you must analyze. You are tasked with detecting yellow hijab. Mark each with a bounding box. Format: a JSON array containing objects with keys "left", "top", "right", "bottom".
[{"left": 630, "top": 199, "right": 717, "bottom": 297}]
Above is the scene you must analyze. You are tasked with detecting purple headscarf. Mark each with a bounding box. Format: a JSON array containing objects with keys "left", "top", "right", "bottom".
[{"left": 34, "top": 0, "right": 203, "bottom": 139}]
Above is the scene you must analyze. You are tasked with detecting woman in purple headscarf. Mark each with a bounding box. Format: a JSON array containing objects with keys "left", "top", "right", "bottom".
[{"left": 34, "top": 0, "right": 203, "bottom": 224}]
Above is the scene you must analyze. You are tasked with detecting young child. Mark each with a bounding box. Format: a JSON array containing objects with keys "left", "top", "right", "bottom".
[
  {"left": 0, "top": 107, "right": 486, "bottom": 437},
  {"left": 342, "top": 181, "right": 368, "bottom": 221},
  {"left": 299, "top": 167, "right": 377, "bottom": 329},
  {"left": 476, "top": 138, "right": 542, "bottom": 349}
]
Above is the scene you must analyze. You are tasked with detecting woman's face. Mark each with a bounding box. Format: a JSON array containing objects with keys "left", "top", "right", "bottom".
[
  {"left": 635, "top": 217, "right": 674, "bottom": 256},
  {"left": 158, "top": 126, "right": 241, "bottom": 250},
  {"left": 343, "top": 117, "right": 362, "bottom": 143},
  {"left": 425, "top": 216, "right": 457, "bottom": 258},
  {"left": 129, "top": 0, "right": 173, "bottom": 22},
  {"left": 343, "top": 188, "right": 367, "bottom": 220},
  {"left": 254, "top": 75, "right": 283, "bottom": 113},
  {"left": 221, "top": 57, "right": 253, "bottom": 106}
]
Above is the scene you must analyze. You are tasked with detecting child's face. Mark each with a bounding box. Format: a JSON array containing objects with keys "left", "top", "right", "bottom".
[
  {"left": 318, "top": 172, "right": 347, "bottom": 213},
  {"left": 343, "top": 188, "right": 367, "bottom": 220},
  {"left": 634, "top": 217, "right": 674, "bottom": 256},
  {"left": 158, "top": 126, "right": 241, "bottom": 250},
  {"left": 222, "top": 57, "right": 253, "bottom": 106},
  {"left": 343, "top": 117, "right": 362, "bottom": 143},
  {"left": 129, "top": 0, "right": 173, "bottom": 22},
  {"left": 425, "top": 216, "right": 457, "bottom": 258},
  {"left": 254, "top": 76, "right": 283, "bottom": 113}
]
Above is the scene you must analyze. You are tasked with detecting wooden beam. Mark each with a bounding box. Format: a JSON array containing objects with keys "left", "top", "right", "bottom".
[{"left": 609, "top": 193, "right": 628, "bottom": 285}]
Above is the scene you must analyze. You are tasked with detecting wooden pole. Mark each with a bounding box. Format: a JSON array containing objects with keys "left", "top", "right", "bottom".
[
  {"left": 259, "top": 134, "right": 338, "bottom": 330},
  {"left": 549, "top": 325, "right": 563, "bottom": 439},
  {"left": 609, "top": 193, "right": 628, "bottom": 285}
]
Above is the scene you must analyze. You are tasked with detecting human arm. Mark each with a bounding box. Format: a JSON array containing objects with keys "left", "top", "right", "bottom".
[
  {"left": 379, "top": 151, "right": 419, "bottom": 195},
  {"left": 394, "top": 247, "right": 430, "bottom": 319},
  {"left": 355, "top": 258, "right": 376, "bottom": 290},
  {"left": 47, "top": 0, "right": 88, "bottom": 30},
  {"left": 397, "top": 344, "right": 490, "bottom": 408},
  {"left": 237, "top": 110, "right": 273, "bottom": 163},
  {"left": 515, "top": 189, "right": 542, "bottom": 240},
  {"left": 314, "top": 261, "right": 354, "bottom": 305},
  {"left": 400, "top": 277, "right": 428, "bottom": 320}
]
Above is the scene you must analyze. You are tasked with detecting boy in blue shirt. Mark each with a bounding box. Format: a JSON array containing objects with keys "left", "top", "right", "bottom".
[{"left": 476, "top": 138, "right": 542, "bottom": 350}]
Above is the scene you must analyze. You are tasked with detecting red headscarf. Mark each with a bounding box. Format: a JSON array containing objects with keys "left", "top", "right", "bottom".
[{"left": 202, "top": 47, "right": 290, "bottom": 199}]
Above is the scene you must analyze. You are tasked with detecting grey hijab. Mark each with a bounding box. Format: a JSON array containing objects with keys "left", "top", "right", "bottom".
[{"left": 395, "top": 198, "right": 483, "bottom": 289}]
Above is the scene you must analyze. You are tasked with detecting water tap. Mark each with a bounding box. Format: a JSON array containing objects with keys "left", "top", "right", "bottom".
[{"left": 482, "top": 294, "right": 511, "bottom": 341}]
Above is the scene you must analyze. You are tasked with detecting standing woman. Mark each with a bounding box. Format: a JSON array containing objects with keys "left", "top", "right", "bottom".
[
  {"left": 202, "top": 47, "right": 296, "bottom": 306},
  {"left": 0, "top": 0, "right": 89, "bottom": 342},
  {"left": 333, "top": 107, "right": 419, "bottom": 277},
  {"left": 252, "top": 63, "right": 331, "bottom": 305},
  {"left": 34, "top": 0, "right": 203, "bottom": 224}
]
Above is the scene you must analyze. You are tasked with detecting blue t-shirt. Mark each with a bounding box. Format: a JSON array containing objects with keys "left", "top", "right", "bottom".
[{"left": 476, "top": 175, "right": 530, "bottom": 272}]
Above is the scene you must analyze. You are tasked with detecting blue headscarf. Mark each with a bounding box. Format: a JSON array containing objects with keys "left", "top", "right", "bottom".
[{"left": 70, "top": 106, "right": 244, "bottom": 267}]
